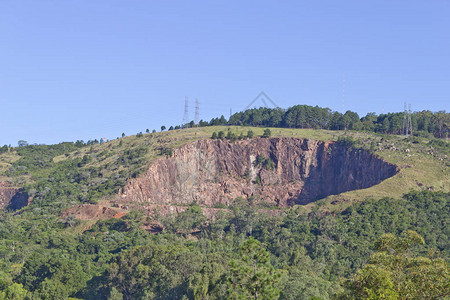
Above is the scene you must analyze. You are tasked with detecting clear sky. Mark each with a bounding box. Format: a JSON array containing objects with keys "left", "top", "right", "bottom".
[{"left": 1, "top": 1, "right": 449, "bottom": 145}]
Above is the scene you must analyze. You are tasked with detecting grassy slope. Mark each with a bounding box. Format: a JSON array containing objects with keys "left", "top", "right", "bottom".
[{"left": 0, "top": 126, "right": 448, "bottom": 214}]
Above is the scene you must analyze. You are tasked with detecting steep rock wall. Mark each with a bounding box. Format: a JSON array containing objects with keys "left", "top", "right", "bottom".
[
  {"left": 0, "top": 181, "right": 28, "bottom": 210},
  {"left": 119, "top": 138, "right": 398, "bottom": 207}
]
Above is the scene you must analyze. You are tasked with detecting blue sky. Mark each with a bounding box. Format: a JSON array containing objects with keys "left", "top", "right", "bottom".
[{"left": 0, "top": 1, "right": 449, "bottom": 145}]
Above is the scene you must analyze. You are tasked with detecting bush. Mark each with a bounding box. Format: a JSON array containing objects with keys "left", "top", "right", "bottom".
[
  {"left": 262, "top": 129, "right": 271, "bottom": 138},
  {"left": 337, "top": 135, "right": 356, "bottom": 148}
]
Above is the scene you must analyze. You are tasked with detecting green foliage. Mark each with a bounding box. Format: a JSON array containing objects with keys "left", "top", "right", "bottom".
[
  {"left": 0, "top": 283, "right": 30, "bottom": 300},
  {"left": 255, "top": 154, "right": 265, "bottom": 166},
  {"left": 226, "top": 130, "right": 237, "bottom": 141},
  {"left": 159, "top": 147, "right": 173, "bottom": 157},
  {"left": 228, "top": 237, "right": 281, "bottom": 299},
  {"left": 0, "top": 145, "right": 8, "bottom": 154},
  {"left": 17, "top": 140, "right": 28, "bottom": 147},
  {"left": 225, "top": 106, "right": 449, "bottom": 138},
  {"left": 164, "top": 204, "right": 207, "bottom": 236},
  {"left": 262, "top": 129, "right": 271, "bottom": 138},
  {"left": 10, "top": 142, "right": 82, "bottom": 174},
  {"left": 336, "top": 135, "right": 356, "bottom": 148},
  {"left": 254, "top": 154, "right": 276, "bottom": 170},
  {"left": 247, "top": 130, "right": 254, "bottom": 138},
  {"left": 342, "top": 231, "right": 449, "bottom": 299}
]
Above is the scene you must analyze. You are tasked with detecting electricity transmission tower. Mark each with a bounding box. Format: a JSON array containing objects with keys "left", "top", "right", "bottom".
[
  {"left": 182, "top": 96, "right": 189, "bottom": 128},
  {"left": 194, "top": 99, "right": 199, "bottom": 126},
  {"left": 402, "top": 102, "right": 413, "bottom": 137}
]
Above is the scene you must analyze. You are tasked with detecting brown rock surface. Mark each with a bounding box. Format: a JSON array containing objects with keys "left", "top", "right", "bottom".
[
  {"left": 62, "top": 204, "right": 125, "bottom": 220},
  {"left": 118, "top": 138, "right": 398, "bottom": 208},
  {"left": 0, "top": 180, "right": 28, "bottom": 210}
]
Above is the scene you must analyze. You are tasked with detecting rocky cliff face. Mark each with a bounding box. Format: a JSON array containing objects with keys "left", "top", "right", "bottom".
[
  {"left": 119, "top": 138, "right": 398, "bottom": 207},
  {"left": 0, "top": 181, "right": 28, "bottom": 210}
]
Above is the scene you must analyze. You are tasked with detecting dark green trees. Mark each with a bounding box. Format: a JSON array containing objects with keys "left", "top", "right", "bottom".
[
  {"left": 228, "top": 238, "right": 281, "bottom": 299},
  {"left": 262, "top": 129, "right": 271, "bottom": 138}
]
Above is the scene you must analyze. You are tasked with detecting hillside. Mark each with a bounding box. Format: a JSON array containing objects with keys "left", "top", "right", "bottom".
[
  {"left": 0, "top": 126, "right": 448, "bottom": 299},
  {"left": 1, "top": 126, "right": 448, "bottom": 213}
]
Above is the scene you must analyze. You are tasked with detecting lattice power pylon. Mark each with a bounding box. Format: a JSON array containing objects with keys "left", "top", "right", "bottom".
[
  {"left": 403, "top": 102, "right": 413, "bottom": 137},
  {"left": 194, "top": 99, "right": 199, "bottom": 125},
  {"left": 182, "top": 96, "right": 189, "bottom": 128}
]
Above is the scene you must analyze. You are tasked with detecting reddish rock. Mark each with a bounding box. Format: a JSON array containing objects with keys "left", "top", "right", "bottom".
[
  {"left": 62, "top": 204, "right": 124, "bottom": 220},
  {"left": 118, "top": 138, "right": 398, "bottom": 208},
  {"left": 0, "top": 181, "right": 29, "bottom": 210}
]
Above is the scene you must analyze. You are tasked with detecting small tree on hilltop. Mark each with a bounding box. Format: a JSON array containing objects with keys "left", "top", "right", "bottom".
[
  {"left": 17, "top": 140, "right": 28, "bottom": 147},
  {"left": 262, "top": 129, "right": 272, "bottom": 138}
]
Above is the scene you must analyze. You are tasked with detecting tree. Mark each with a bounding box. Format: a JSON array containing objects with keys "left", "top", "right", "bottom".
[
  {"left": 211, "top": 132, "right": 218, "bottom": 139},
  {"left": 146, "top": 129, "right": 150, "bottom": 133},
  {"left": 161, "top": 126, "right": 166, "bottom": 131},
  {"left": 17, "top": 140, "right": 28, "bottom": 147},
  {"left": 226, "top": 130, "right": 236, "bottom": 141},
  {"left": 343, "top": 231, "right": 449, "bottom": 299},
  {"left": 122, "top": 132, "right": 126, "bottom": 138},
  {"left": 0, "top": 283, "right": 30, "bottom": 300},
  {"left": 166, "top": 204, "right": 207, "bottom": 237},
  {"left": 0, "top": 145, "right": 8, "bottom": 154},
  {"left": 247, "top": 130, "right": 254, "bottom": 138},
  {"left": 228, "top": 237, "right": 281, "bottom": 299},
  {"left": 262, "top": 129, "right": 271, "bottom": 138}
]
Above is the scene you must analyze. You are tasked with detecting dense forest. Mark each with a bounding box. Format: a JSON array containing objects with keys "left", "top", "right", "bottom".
[
  {"left": 207, "top": 106, "right": 449, "bottom": 139},
  {"left": 0, "top": 190, "right": 448, "bottom": 299}
]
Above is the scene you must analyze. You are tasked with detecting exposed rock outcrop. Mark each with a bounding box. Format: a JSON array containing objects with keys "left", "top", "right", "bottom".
[
  {"left": 0, "top": 181, "right": 29, "bottom": 210},
  {"left": 119, "top": 138, "right": 398, "bottom": 208}
]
